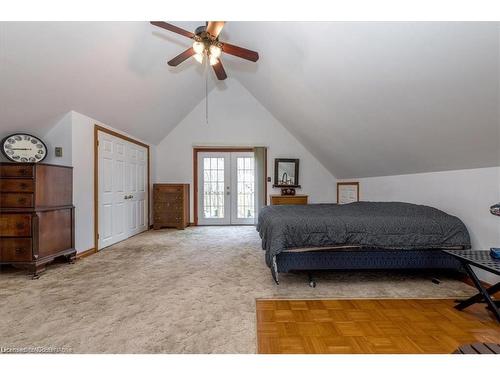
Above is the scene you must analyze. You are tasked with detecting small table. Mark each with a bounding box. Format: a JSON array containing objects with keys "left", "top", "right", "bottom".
[{"left": 443, "top": 250, "right": 500, "bottom": 322}]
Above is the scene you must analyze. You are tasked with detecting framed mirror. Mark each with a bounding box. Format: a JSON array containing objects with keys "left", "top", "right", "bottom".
[{"left": 273, "top": 158, "right": 300, "bottom": 187}]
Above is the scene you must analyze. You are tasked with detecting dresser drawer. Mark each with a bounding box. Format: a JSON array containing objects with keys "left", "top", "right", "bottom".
[
  {"left": 154, "top": 185, "right": 183, "bottom": 194},
  {"left": 0, "top": 214, "right": 32, "bottom": 237},
  {"left": 270, "top": 195, "right": 308, "bottom": 205},
  {"left": 154, "top": 194, "right": 183, "bottom": 204},
  {"left": 0, "top": 179, "right": 35, "bottom": 192},
  {"left": 154, "top": 202, "right": 182, "bottom": 211},
  {"left": 0, "top": 238, "right": 32, "bottom": 261},
  {"left": 0, "top": 193, "right": 34, "bottom": 208},
  {"left": 0, "top": 164, "right": 34, "bottom": 178},
  {"left": 155, "top": 213, "right": 182, "bottom": 222}
]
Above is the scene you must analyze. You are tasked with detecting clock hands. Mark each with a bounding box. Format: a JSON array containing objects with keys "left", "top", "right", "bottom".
[{"left": 10, "top": 148, "right": 33, "bottom": 151}]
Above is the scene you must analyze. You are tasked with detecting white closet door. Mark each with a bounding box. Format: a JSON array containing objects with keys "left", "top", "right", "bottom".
[
  {"left": 98, "top": 131, "right": 148, "bottom": 250},
  {"left": 126, "top": 143, "right": 148, "bottom": 236}
]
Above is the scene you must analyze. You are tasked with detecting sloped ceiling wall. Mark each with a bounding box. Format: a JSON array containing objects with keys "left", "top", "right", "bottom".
[
  {"left": 1, "top": 22, "right": 498, "bottom": 179},
  {"left": 0, "top": 21, "right": 214, "bottom": 141},
  {"left": 228, "top": 22, "right": 500, "bottom": 178}
]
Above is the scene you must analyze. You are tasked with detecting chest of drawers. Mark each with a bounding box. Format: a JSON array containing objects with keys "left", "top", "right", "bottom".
[
  {"left": 0, "top": 163, "right": 76, "bottom": 278},
  {"left": 153, "top": 184, "right": 190, "bottom": 229}
]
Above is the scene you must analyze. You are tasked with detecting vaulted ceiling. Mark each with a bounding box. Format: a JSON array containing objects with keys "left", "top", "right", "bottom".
[{"left": 1, "top": 22, "right": 499, "bottom": 178}]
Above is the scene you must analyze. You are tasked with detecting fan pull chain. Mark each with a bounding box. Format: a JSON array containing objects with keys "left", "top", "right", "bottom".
[{"left": 205, "top": 61, "right": 209, "bottom": 125}]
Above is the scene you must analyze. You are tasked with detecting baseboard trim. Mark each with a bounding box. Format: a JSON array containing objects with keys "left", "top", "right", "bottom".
[{"left": 76, "top": 248, "right": 97, "bottom": 260}]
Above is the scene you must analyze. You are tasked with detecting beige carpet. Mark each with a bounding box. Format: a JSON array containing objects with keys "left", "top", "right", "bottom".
[{"left": 0, "top": 226, "right": 475, "bottom": 353}]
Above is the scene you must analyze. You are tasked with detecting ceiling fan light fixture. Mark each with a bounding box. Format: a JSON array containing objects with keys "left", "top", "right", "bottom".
[
  {"left": 209, "top": 55, "right": 218, "bottom": 66},
  {"left": 209, "top": 44, "right": 222, "bottom": 59},
  {"left": 194, "top": 53, "right": 204, "bottom": 64},
  {"left": 193, "top": 41, "right": 205, "bottom": 54}
]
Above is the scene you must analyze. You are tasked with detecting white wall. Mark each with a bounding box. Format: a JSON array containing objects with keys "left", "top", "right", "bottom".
[
  {"left": 344, "top": 167, "right": 500, "bottom": 284},
  {"left": 70, "top": 111, "right": 95, "bottom": 252},
  {"left": 43, "top": 112, "right": 73, "bottom": 166},
  {"left": 155, "top": 79, "right": 337, "bottom": 221}
]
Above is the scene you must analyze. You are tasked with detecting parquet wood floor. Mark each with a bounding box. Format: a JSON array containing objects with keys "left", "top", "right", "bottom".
[{"left": 256, "top": 299, "right": 500, "bottom": 354}]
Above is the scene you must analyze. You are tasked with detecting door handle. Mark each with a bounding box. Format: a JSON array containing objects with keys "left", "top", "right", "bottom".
[{"left": 124, "top": 195, "right": 133, "bottom": 199}]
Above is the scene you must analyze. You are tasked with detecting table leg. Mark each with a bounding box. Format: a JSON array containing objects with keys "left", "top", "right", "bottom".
[
  {"left": 456, "top": 280, "right": 500, "bottom": 309},
  {"left": 456, "top": 263, "right": 500, "bottom": 322}
]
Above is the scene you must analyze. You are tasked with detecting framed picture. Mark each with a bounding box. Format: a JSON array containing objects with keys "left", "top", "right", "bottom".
[{"left": 337, "top": 182, "right": 359, "bottom": 204}]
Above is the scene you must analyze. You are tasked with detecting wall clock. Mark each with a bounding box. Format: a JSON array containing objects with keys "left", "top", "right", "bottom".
[{"left": 1, "top": 133, "right": 47, "bottom": 163}]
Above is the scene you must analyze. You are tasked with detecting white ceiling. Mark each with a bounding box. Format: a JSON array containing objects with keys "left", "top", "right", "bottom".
[
  {"left": 0, "top": 21, "right": 215, "bottom": 141},
  {"left": 1, "top": 22, "right": 499, "bottom": 178}
]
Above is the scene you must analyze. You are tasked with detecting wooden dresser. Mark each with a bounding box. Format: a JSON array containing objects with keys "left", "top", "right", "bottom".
[
  {"left": 270, "top": 194, "right": 308, "bottom": 205},
  {"left": 153, "top": 184, "right": 190, "bottom": 229},
  {"left": 0, "top": 163, "right": 76, "bottom": 278}
]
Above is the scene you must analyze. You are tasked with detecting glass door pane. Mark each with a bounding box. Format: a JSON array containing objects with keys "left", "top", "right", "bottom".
[
  {"left": 231, "top": 152, "right": 255, "bottom": 225},
  {"left": 203, "top": 157, "right": 225, "bottom": 218},
  {"left": 198, "top": 152, "right": 230, "bottom": 225}
]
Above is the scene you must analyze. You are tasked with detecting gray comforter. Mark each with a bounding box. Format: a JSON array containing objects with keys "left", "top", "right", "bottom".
[{"left": 257, "top": 202, "right": 471, "bottom": 266}]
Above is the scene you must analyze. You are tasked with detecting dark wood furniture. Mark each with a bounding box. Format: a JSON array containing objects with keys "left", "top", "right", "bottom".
[
  {"left": 0, "top": 163, "right": 76, "bottom": 278},
  {"left": 444, "top": 250, "right": 500, "bottom": 322},
  {"left": 453, "top": 343, "right": 500, "bottom": 354},
  {"left": 270, "top": 194, "right": 308, "bottom": 205},
  {"left": 153, "top": 183, "right": 189, "bottom": 230}
]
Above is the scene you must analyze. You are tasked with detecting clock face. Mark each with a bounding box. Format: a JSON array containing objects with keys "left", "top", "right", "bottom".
[{"left": 1, "top": 134, "right": 47, "bottom": 163}]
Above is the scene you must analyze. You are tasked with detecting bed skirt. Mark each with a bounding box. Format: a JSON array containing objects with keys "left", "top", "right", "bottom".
[{"left": 272, "top": 249, "right": 464, "bottom": 284}]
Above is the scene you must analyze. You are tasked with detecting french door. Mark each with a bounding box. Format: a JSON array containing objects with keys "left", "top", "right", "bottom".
[
  {"left": 197, "top": 151, "right": 255, "bottom": 225},
  {"left": 98, "top": 130, "right": 148, "bottom": 249}
]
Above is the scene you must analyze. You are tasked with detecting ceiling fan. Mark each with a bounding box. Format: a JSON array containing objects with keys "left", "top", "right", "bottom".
[{"left": 150, "top": 21, "right": 259, "bottom": 80}]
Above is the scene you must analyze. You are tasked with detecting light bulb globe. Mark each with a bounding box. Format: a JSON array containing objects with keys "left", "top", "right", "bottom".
[
  {"left": 194, "top": 53, "right": 204, "bottom": 64},
  {"left": 193, "top": 41, "right": 205, "bottom": 54},
  {"left": 209, "top": 45, "right": 222, "bottom": 59}
]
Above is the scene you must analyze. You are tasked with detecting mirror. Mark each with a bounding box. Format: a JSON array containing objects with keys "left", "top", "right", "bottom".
[{"left": 273, "top": 158, "right": 300, "bottom": 187}]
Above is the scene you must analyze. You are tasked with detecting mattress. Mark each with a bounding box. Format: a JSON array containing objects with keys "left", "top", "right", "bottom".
[{"left": 256, "top": 201, "right": 471, "bottom": 268}]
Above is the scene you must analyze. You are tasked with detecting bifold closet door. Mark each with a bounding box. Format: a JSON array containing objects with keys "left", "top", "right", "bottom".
[{"left": 98, "top": 131, "right": 148, "bottom": 250}]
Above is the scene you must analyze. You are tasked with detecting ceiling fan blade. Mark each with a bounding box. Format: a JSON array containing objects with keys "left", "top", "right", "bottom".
[
  {"left": 150, "top": 21, "right": 195, "bottom": 39},
  {"left": 212, "top": 59, "right": 227, "bottom": 80},
  {"left": 206, "top": 21, "right": 225, "bottom": 38},
  {"left": 221, "top": 42, "right": 259, "bottom": 62},
  {"left": 168, "top": 48, "right": 196, "bottom": 66}
]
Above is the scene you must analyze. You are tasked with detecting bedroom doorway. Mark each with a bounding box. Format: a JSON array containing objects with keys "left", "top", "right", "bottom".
[{"left": 197, "top": 151, "right": 255, "bottom": 225}]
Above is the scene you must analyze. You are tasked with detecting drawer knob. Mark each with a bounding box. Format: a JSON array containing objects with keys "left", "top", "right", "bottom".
[
  {"left": 15, "top": 248, "right": 24, "bottom": 255},
  {"left": 16, "top": 223, "right": 24, "bottom": 230},
  {"left": 18, "top": 197, "right": 26, "bottom": 204},
  {"left": 20, "top": 182, "right": 28, "bottom": 189},
  {"left": 19, "top": 169, "right": 28, "bottom": 175}
]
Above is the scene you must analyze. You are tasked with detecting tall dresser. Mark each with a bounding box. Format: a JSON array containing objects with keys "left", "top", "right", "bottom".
[
  {"left": 153, "top": 184, "right": 190, "bottom": 230},
  {"left": 0, "top": 163, "right": 76, "bottom": 278}
]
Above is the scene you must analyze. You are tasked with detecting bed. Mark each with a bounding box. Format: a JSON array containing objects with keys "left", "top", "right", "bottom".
[{"left": 256, "top": 201, "right": 471, "bottom": 285}]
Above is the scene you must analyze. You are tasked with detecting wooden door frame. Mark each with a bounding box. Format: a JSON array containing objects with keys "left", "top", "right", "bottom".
[
  {"left": 94, "top": 125, "right": 150, "bottom": 252},
  {"left": 193, "top": 147, "right": 266, "bottom": 226}
]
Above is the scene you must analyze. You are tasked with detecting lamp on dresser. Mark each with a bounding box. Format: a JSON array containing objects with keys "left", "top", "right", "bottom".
[{"left": 0, "top": 163, "right": 76, "bottom": 278}]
